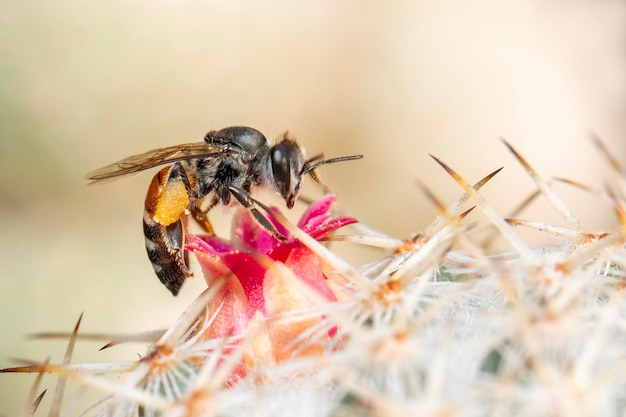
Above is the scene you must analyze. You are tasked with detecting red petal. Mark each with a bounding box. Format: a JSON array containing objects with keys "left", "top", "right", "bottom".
[
  {"left": 202, "top": 262, "right": 250, "bottom": 337},
  {"left": 298, "top": 194, "right": 337, "bottom": 232},
  {"left": 308, "top": 216, "right": 358, "bottom": 240},
  {"left": 232, "top": 207, "right": 286, "bottom": 253},
  {"left": 216, "top": 251, "right": 267, "bottom": 315},
  {"left": 284, "top": 246, "right": 337, "bottom": 302},
  {"left": 187, "top": 235, "right": 267, "bottom": 315}
]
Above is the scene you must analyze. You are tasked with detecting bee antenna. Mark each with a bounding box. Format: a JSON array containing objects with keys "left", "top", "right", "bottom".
[{"left": 302, "top": 154, "right": 363, "bottom": 175}]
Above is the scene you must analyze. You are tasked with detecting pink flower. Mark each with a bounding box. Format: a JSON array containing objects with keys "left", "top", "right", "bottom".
[{"left": 185, "top": 195, "right": 357, "bottom": 375}]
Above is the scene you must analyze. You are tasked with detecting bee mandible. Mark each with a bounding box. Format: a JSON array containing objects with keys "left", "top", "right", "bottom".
[{"left": 86, "top": 126, "right": 362, "bottom": 296}]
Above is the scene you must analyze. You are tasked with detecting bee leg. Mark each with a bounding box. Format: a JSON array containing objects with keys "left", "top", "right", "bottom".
[
  {"left": 227, "top": 185, "right": 288, "bottom": 241},
  {"left": 164, "top": 218, "right": 192, "bottom": 294},
  {"left": 190, "top": 195, "right": 219, "bottom": 235},
  {"left": 295, "top": 194, "right": 316, "bottom": 206},
  {"left": 303, "top": 154, "right": 331, "bottom": 194},
  {"left": 306, "top": 168, "right": 331, "bottom": 194}
]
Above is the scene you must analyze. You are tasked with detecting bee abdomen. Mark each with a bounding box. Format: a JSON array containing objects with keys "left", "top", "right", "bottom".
[{"left": 143, "top": 213, "right": 189, "bottom": 296}]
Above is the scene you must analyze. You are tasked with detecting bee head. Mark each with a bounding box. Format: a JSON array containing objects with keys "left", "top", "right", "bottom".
[{"left": 270, "top": 134, "right": 304, "bottom": 209}]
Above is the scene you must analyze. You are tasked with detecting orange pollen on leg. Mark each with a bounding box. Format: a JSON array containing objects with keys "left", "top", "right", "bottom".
[{"left": 154, "top": 180, "right": 190, "bottom": 226}]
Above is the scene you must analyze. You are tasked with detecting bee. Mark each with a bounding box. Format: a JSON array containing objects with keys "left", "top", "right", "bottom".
[{"left": 86, "top": 126, "right": 362, "bottom": 296}]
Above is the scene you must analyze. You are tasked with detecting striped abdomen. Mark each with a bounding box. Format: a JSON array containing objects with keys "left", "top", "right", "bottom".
[{"left": 143, "top": 164, "right": 195, "bottom": 295}]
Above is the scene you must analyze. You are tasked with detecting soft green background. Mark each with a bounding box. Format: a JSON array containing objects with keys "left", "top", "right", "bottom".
[{"left": 1, "top": 0, "right": 624, "bottom": 414}]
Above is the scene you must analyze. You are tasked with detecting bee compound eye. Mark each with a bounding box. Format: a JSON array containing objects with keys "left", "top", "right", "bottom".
[{"left": 271, "top": 144, "right": 292, "bottom": 196}]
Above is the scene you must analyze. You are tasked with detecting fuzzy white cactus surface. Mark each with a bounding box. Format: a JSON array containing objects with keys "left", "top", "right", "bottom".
[{"left": 4, "top": 139, "right": 626, "bottom": 417}]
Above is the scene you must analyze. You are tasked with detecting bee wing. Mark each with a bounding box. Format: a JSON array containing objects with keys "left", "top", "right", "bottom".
[{"left": 85, "top": 142, "right": 226, "bottom": 184}]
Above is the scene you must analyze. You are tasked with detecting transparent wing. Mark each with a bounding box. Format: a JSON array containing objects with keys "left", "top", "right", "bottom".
[{"left": 85, "top": 142, "right": 226, "bottom": 184}]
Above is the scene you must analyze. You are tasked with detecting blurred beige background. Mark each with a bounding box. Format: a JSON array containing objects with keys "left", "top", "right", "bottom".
[{"left": 1, "top": 0, "right": 624, "bottom": 414}]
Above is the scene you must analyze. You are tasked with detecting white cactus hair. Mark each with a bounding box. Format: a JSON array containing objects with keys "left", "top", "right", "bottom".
[{"left": 4, "top": 136, "right": 626, "bottom": 417}]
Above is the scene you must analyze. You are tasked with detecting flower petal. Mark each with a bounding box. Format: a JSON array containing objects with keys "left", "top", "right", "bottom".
[
  {"left": 232, "top": 206, "right": 282, "bottom": 253},
  {"left": 284, "top": 245, "right": 338, "bottom": 302},
  {"left": 308, "top": 216, "right": 358, "bottom": 240},
  {"left": 297, "top": 194, "right": 337, "bottom": 232},
  {"left": 187, "top": 235, "right": 267, "bottom": 315},
  {"left": 263, "top": 262, "right": 326, "bottom": 361}
]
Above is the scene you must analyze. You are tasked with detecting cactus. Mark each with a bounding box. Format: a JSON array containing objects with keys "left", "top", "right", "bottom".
[{"left": 3, "top": 138, "right": 625, "bottom": 417}]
